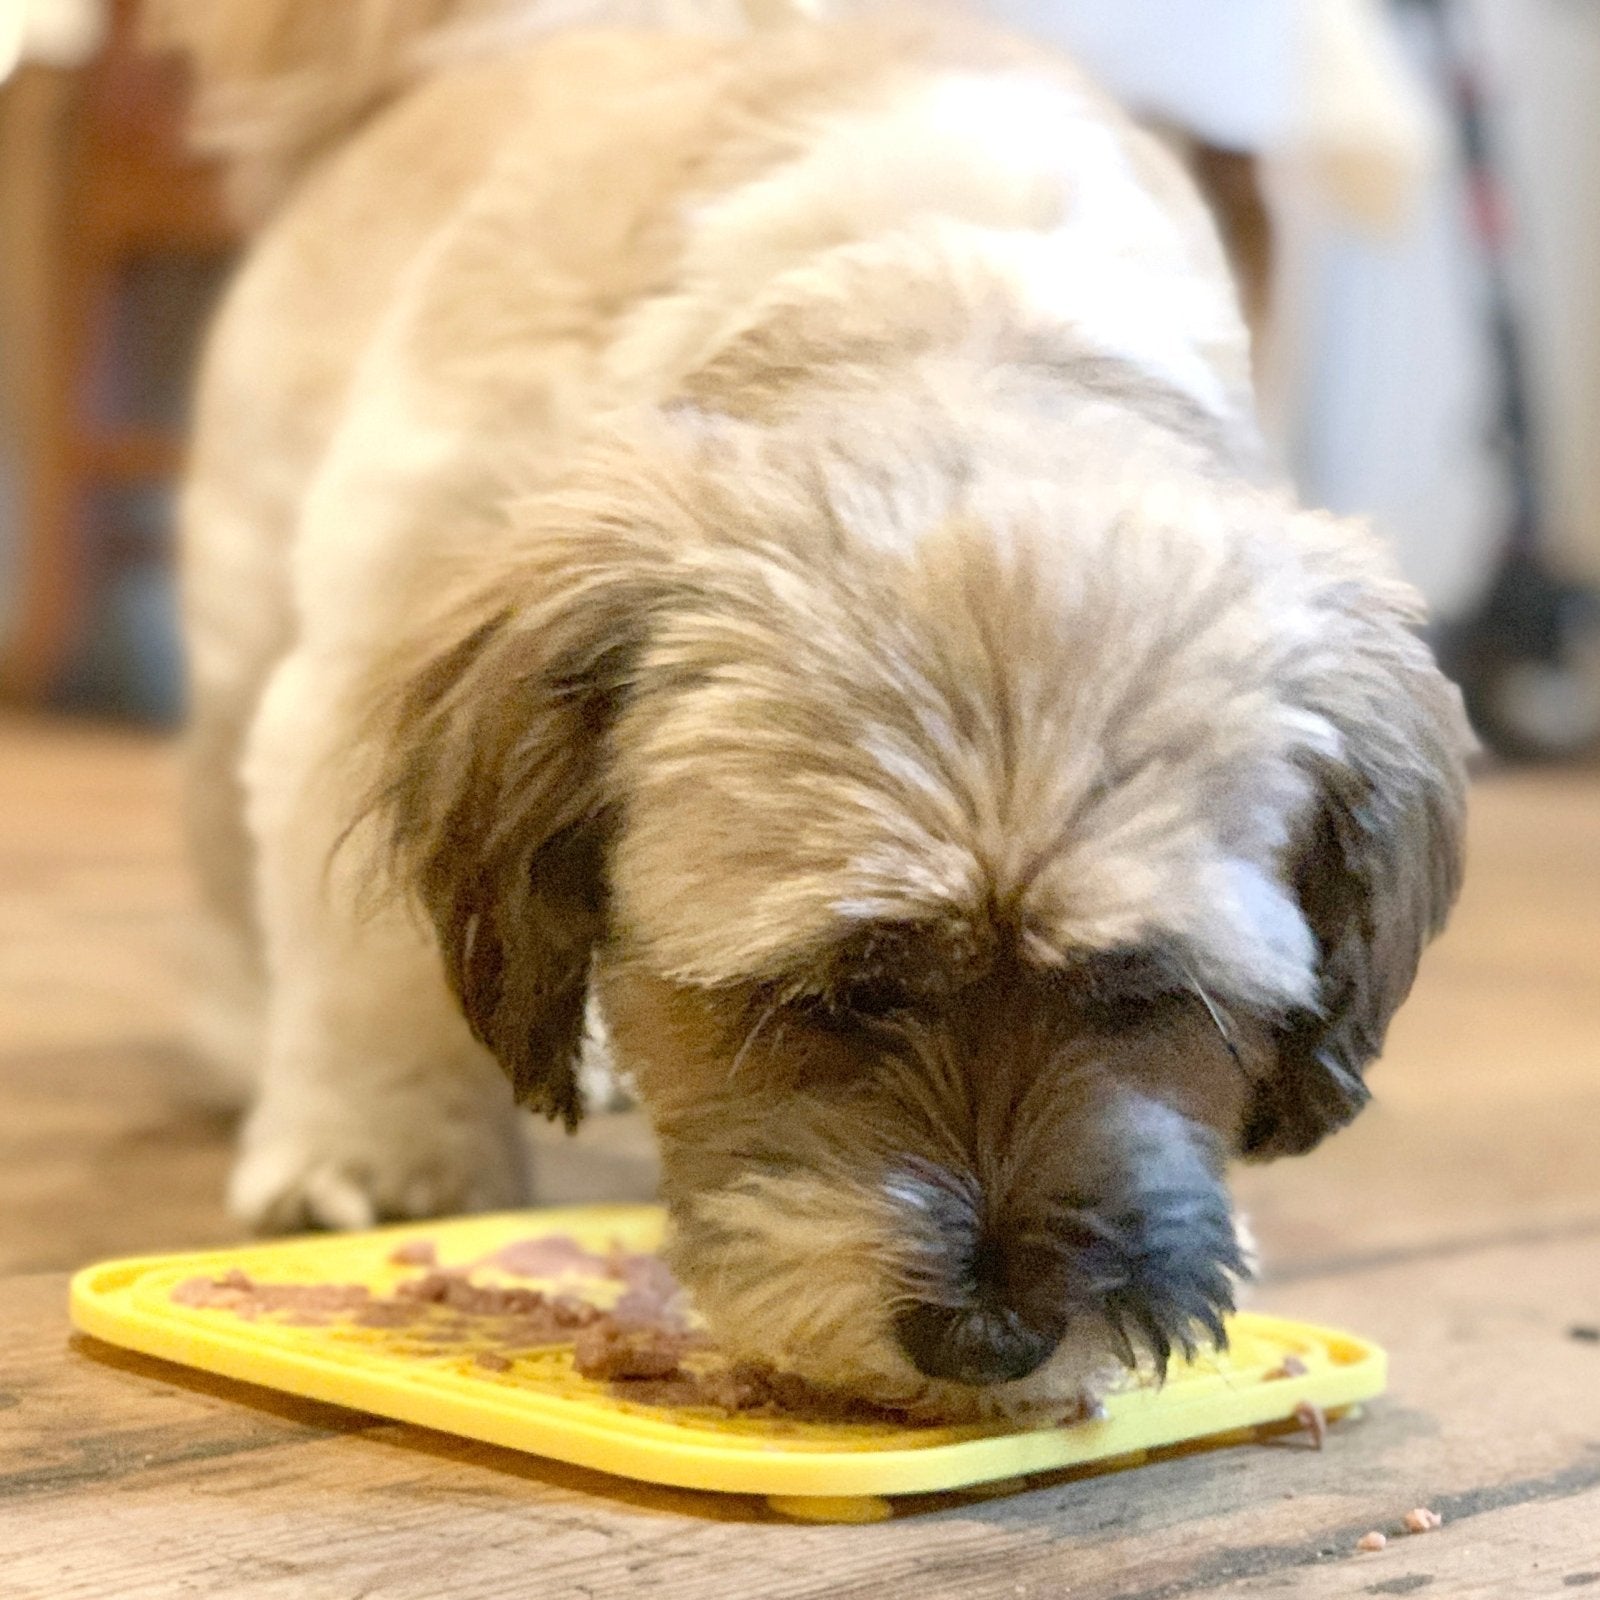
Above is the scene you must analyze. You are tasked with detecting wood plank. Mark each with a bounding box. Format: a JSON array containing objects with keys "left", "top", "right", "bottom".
[
  {"left": 3, "top": 719, "right": 1599, "bottom": 1588},
  {"left": 3, "top": 1228, "right": 1599, "bottom": 1598},
  {"left": 1200, "top": 1494, "right": 1600, "bottom": 1598},
  {"left": 0, "top": 1044, "right": 240, "bottom": 1276},
  {"left": 0, "top": 716, "right": 187, "bottom": 1057}
]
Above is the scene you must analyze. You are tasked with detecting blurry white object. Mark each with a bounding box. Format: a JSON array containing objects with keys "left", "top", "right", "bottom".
[
  {"left": 1287, "top": 0, "right": 1444, "bottom": 230},
  {"left": 1262, "top": 2, "right": 1503, "bottom": 621},
  {"left": 1266, "top": 130, "right": 1506, "bottom": 620},
  {"left": 984, "top": 0, "right": 1442, "bottom": 231},
  {"left": 1, "top": 4, "right": 24, "bottom": 81},
  {"left": 0, "top": 0, "right": 104, "bottom": 78},
  {"left": 1474, "top": 0, "right": 1600, "bottom": 589},
  {"left": 984, "top": 0, "right": 1495, "bottom": 619},
  {"left": 1271, "top": 0, "right": 1600, "bottom": 621},
  {"left": 980, "top": 0, "right": 1300, "bottom": 149}
]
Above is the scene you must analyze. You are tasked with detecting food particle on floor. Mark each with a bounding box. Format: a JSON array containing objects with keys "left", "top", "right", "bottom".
[
  {"left": 1356, "top": 1531, "right": 1388, "bottom": 1553},
  {"left": 1294, "top": 1399, "right": 1328, "bottom": 1449},
  {"left": 1403, "top": 1506, "right": 1444, "bottom": 1533}
]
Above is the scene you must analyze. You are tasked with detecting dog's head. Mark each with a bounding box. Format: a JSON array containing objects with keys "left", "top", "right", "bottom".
[{"left": 361, "top": 413, "right": 1469, "bottom": 1412}]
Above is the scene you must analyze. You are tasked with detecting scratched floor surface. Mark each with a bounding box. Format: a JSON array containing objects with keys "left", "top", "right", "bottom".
[{"left": 2, "top": 713, "right": 1598, "bottom": 1596}]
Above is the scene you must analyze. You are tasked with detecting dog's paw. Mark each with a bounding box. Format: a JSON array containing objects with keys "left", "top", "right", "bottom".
[{"left": 229, "top": 1116, "right": 531, "bottom": 1233}]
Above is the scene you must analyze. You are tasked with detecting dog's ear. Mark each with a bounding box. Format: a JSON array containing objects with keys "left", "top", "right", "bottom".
[
  {"left": 356, "top": 464, "right": 681, "bottom": 1128},
  {"left": 1241, "top": 522, "right": 1472, "bottom": 1159}
]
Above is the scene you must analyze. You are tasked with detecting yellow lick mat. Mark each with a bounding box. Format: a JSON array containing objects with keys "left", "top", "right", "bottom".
[{"left": 70, "top": 1205, "right": 1384, "bottom": 1506}]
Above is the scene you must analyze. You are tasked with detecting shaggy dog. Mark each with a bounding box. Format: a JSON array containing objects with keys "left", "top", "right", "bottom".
[{"left": 153, "top": 0, "right": 1470, "bottom": 1415}]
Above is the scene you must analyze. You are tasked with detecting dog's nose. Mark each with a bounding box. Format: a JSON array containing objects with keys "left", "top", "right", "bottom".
[{"left": 893, "top": 1301, "right": 1059, "bottom": 1386}]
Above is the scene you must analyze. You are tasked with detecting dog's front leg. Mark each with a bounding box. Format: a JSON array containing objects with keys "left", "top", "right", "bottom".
[{"left": 228, "top": 649, "right": 533, "bottom": 1233}]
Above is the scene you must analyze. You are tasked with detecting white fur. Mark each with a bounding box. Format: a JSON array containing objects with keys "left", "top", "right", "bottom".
[
  {"left": 608, "top": 71, "right": 1251, "bottom": 417},
  {"left": 234, "top": 649, "right": 531, "bottom": 1229},
  {"left": 226, "top": 213, "right": 541, "bottom": 1222}
]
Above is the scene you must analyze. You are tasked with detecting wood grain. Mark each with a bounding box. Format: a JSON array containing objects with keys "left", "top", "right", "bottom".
[
  {"left": 1, "top": 717, "right": 1598, "bottom": 1593},
  {"left": 3, "top": 1230, "right": 1599, "bottom": 1597}
]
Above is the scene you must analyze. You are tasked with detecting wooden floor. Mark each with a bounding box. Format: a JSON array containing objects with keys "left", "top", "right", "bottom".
[{"left": 2, "top": 712, "right": 1598, "bottom": 1594}]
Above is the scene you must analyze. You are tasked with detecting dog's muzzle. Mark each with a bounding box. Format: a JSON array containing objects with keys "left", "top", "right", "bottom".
[
  {"left": 887, "top": 1174, "right": 1246, "bottom": 1388},
  {"left": 892, "top": 1222, "right": 1077, "bottom": 1383},
  {"left": 893, "top": 1299, "right": 1061, "bottom": 1385}
]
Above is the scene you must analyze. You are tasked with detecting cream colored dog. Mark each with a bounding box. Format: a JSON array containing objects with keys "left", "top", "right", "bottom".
[{"left": 155, "top": 0, "right": 1469, "bottom": 1415}]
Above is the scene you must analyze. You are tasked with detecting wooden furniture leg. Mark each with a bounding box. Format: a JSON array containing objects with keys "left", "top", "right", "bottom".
[{"left": 0, "top": 0, "right": 234, "bottom": 707}]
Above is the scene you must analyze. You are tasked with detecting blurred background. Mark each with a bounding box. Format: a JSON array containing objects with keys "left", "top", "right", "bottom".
[{"left": 0, "top": 0, "right": 1596, "bottom": 1278}]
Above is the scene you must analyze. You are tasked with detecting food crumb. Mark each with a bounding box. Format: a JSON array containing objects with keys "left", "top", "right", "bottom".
[
  {"left": 1294, "top": 1400, "right": 1328, "bottom": 1449},
  {"left": 1269, "top": 1354, "right": 1309, "bottom": 1380},
  {"left": 1403, "top": 1507, "right": 1444, "bottom": 1534},
  {"left": 473, "top": 1350, "right": 513, "bottom": 1373},
  {"left": 388, "top": 1239, "right": 437, "bottom": 1268},
  {"left": 1356, "top": 1531, "right": 1388, "bottom": 1553}
]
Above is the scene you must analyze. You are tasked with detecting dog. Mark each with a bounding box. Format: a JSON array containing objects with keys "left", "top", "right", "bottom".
[{"left": 153, "top": 0, "right": 1471, "bottom": 1415}]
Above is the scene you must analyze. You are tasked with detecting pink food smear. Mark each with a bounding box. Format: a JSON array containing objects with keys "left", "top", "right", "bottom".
[
  {"left": 387, "top": 1239, "right": 438, "bottom": 1268},
  {"left": 170, "top": 1268, "right": 372, "bottom": 1321},
  {"left": 404, "top": 1230, "right": 691, "bottom": 1327},
  {"left": 1294, "top": 1400, "right": 1328, "bottom": 1450},
  {"left": 168, "top": 1233, "right": 667, "bottom": 1346},
  {"left": 473, "top": 1234, "right": 610, "bottom": 1279},
  {"left": 606, "top": 1247, "right": 690, "bottom": 1330},
  {"left": 165, "top": 1233, "right": 940, "bottom": 1424}
]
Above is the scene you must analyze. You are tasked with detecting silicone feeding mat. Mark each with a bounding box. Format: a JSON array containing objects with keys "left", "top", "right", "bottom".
[{"left": 70, "top": 1204, "right": 1385, "bottom": 1506}]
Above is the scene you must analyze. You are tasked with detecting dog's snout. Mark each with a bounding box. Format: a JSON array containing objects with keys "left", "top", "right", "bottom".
[{"left": 893, "top": 1300, "right": 1058, "bottom": 1385}]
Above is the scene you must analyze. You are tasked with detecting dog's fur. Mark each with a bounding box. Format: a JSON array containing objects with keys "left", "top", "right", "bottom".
[{"left": 159, "top": 0, "right": 1471, "bottom": 1414}]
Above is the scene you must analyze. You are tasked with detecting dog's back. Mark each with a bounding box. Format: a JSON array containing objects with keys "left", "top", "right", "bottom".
[
  {"left": 144, "top": 0, "right": 804, "bottom": 219},
  {"left": 165, "top": 0, "right": 995, "bottom": 1096}
]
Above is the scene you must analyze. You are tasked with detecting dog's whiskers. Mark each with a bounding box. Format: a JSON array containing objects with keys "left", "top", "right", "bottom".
[
  {"left": 1173, "top": 963, "right": 1250, "bottom": 1081},
  {"left": 730, "top": 995, "right": 783, "bottom": 1077}
]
